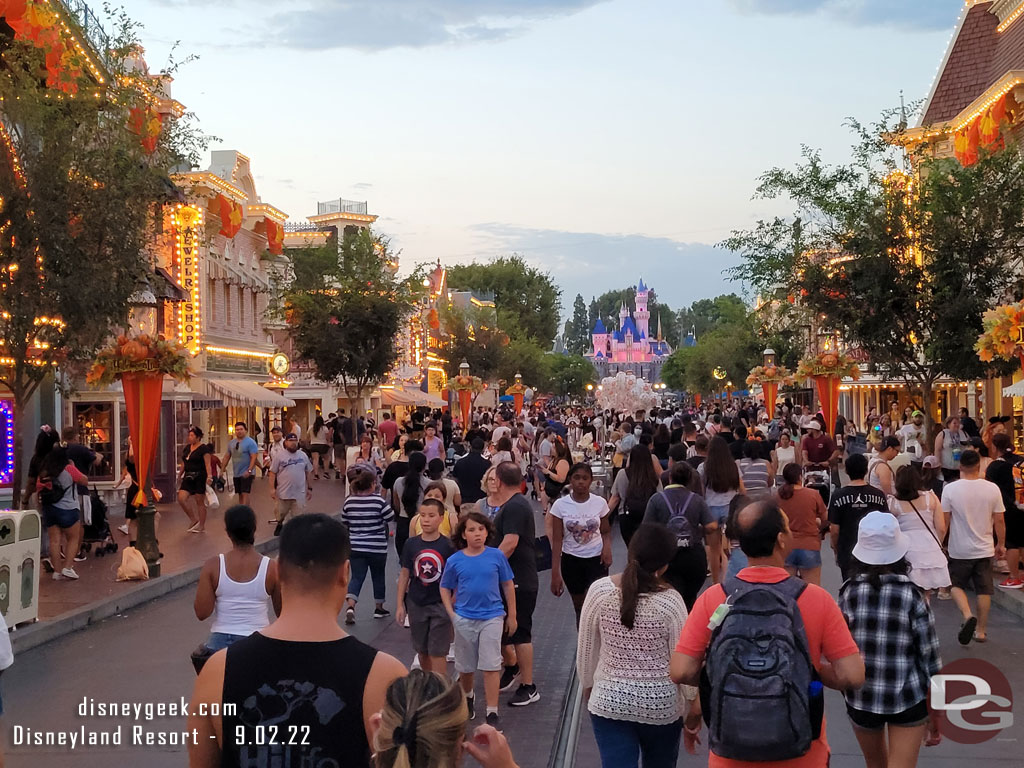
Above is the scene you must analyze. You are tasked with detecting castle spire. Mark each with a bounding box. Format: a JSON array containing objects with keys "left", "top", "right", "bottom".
[{"left": 657, "top": 314, "right": 663, "bottom": 342}]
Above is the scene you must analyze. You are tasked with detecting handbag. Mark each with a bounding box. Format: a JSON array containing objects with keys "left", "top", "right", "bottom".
[
  {"left": 205, "top": 485, "right": 220, "bottom": 510},
  {"left": 908, "top": 498, "right": 948, "bottom": 559},
  {"left": 535, "top": 535, "right": 553, "bottom": 572},
  {"left": 116, "top": 546, "right": 149, "bottom": 581}
]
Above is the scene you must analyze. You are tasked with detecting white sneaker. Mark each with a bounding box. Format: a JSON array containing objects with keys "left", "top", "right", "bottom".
[
  {"left": 52, "top": 572, "right": 62, "bottom": 581},
  {"left": 447, "top": 643, "right": 456, "bottom": 662},
  {"left": 61, "top": 567, "right": 79, "bottom": 580},
  {"left": 118, "top": 524, "right": 129, "bottom": 535}
]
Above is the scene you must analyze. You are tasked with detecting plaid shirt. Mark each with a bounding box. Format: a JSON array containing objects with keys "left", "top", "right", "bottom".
[{"left": 838, "top": 573, "right": 942, "bottom": 714}]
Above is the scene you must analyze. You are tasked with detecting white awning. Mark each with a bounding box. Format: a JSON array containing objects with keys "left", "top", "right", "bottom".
[
  {"left": 376, "top": 387, "right": 448, "bottom": 408},
  {"left": 1003, "top": 380, "right": 1024, "bottom": 398},
  {"left": 203, "top": 378, "right": 296, "bottom": 408}
]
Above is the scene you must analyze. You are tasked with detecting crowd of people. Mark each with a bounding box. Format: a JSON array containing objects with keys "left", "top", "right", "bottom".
[{"left": 26, "top": 394, "right": 1017, "bottom": 768}]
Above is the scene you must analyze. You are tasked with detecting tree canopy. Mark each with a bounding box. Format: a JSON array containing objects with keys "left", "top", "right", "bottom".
[
  {"left": 446, "top": 256, "right": 562, "bottom": 346},
  {"left": 563, "top": 294, "right": 591, "bottom": 356},
  {"left": 723, "top": 112, "right": 1024, "bottom": 418},
  {"left": 549, "top": 355, "right": 596, "bottom": 398}
]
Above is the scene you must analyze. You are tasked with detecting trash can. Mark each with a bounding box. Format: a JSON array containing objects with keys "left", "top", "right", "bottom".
[{"left": 0, "top": 509, "right": 40, "bottom": 627}]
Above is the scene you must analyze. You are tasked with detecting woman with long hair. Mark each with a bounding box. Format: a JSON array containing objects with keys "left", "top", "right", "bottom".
[
  {"left": 736, "top": 439, "right": 773, "bottom": 501},
  {"left": 178, "top": 426, "right": 212, "bottom": 533},
  {"left": 652, "top": 424, "right": 671, "bottom": 468},
  {"left": 934, "top": 415, "right": 969, "bottom": 484},
  {"left": 307, "top": 415, "right": 331, "bottom": 479},
  {"left": 541, "top": 437, "right": 572, "bottom": 510},
  {"left": 37, "top": 446, "right": 86, "bottom": 580},
  {"left": 491, "top": 436, "right": 514, "bottom": 467},
  {"left": 577, "top": 523, "right": 702, "bottom": 767},
  {"left": 608, "top": 444, "right": 661, "bottom": 546},
  {"left": 393, "top": 452, "right": 428, "bottom": 558},
  {"left": 777, "top": 462, "right": 827, "bottom": 586},
  {"left": 839, "top": 512, "right": 942, "bottom": 765},
  {"left": 888, "top": 465, "right": 950, "bottom": 599},
  {"left": 701, "top": 435, "right": 744, "bottom": 582},
  {"left": 370, "top": 670, "right": 519, "bottom": 768}
]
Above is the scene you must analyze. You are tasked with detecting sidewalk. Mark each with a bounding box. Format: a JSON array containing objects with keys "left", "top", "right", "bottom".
[{"left": 15, "top": 473, "right": 347, "bottom": 654}]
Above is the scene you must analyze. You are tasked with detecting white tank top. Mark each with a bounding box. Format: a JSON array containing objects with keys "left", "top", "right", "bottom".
[
  {"left": 211, "top": 554, "right": 272, "bottom": 636},
  {"left": 774, "top": 445, "right": 796, "bottom": 473}
]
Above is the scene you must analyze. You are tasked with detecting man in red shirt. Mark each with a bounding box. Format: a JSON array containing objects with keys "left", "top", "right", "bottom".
[
  {"left": 671, "top": 500, "right": 864, "bottom": 768},
  {"left": 800, "top": 421, "right": 840, "bottom": 467},
  {"left": 377, "top": 412, "right": 399, "bottom": 452}
]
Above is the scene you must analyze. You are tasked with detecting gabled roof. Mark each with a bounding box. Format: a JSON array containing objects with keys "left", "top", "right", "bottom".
[
  {"left": 593, "top": 318, "right": 607, "bottom": 334},
  {"left": 921, "top": 2, "right": 1024, "bottom": 126}
]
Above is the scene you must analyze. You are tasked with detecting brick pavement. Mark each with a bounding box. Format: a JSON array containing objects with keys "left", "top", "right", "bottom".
[{"left": 36, "top": 473, "right": 347, "bottom": 621}]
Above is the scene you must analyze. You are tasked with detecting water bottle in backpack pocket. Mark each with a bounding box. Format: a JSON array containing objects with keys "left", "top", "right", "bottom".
[{"left": 699, "top": 577, "right": 820, "bottom": 762}]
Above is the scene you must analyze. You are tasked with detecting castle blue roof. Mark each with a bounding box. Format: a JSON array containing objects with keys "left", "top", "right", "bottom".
[
  {"left": 615, "top": 317, "right": 639, "bottom": 342},
  {"left": 683, "top": 333, "right": 697, "bottom": 348},
  {"left": 637, "top": 277, "right": 648, "bottom": 293},
  {"left": 593, "top": 318, "right": 607, "bottom": 334}
]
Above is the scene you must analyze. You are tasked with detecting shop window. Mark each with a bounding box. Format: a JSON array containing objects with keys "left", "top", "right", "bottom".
[{"left": 73, "top": 402, "right": 115, "bottom": 481}]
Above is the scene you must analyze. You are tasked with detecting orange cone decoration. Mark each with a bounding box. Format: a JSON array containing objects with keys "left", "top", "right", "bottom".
[
  {"left": 762, "top": 382, "right": 778, "bottom": 420},
  {"left": 121, "top": 372, "right": 164, "bottom": 507},
  {"left": 813, "top": 375, "right": 842, "bottom": 436},
  {"left": 458, "top": 389, "right": 472, "bottom": 429}
]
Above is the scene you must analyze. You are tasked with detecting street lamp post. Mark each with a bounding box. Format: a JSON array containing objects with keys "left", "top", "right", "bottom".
[{"left": 126, "top": 278, "right": 161, "bottom": 577}]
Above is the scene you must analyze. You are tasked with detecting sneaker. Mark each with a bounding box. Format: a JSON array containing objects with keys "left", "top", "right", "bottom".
[
  {"left": 345, "top": 608, "right": 355, "bottom": 625},
  {"left": 998, "top": 577, "right": 1024, "bottom": 589},
  {"left": 74, "top": 550, "right": 88, "bottom": 563},
  {"left": 937, "top": 588, "right": 952, "bottom": 600},
  {"left": 42, "top": 557, "right": 54, "bottom": 573},
  {"left": 373, "top": 607, "right": 391, "bottom": 619},
  {"left": 117, "top": 524, "right": 129, "bottom": 535},
  {"left": 61, "top": 567, "right": 80, "bottom": 580},
  {"left": 446, "top": 643, "right": 456, "bottom": 663},
  {"left": 509, "top": 684, "right": 540, "bottom": 707},
  {"left": 499, "top": 665, "right": 520, "bottom": 693},
  {"left": 485, "top": 712, "right": 500, "bottom": 729},
  {"left": 995, "top": 559, "right": 1010, "bottom": 574},
  {"left": 52, "top": 571, "right": 62, "bottom": 581},
  {"left": 466, "top": 696, "right": 475, "bottom": 721}
]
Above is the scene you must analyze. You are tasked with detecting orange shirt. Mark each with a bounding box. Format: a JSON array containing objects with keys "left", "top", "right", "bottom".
[
  {"left": 779, "top": 487, "right": 827, "bottom": 551},
  {"left": 676, "top": 567, "right": 860, "bottom": 768}
]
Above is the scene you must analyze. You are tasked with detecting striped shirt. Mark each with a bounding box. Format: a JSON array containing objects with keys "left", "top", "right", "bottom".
[
  {"left": 736, "top": 458, "right": 771, "bottom": 495},
  {"left": 341, "top": 494, "right": 395, "bottom": 554}
]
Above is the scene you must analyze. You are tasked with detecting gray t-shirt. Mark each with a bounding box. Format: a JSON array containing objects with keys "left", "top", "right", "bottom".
[{"left": 270, "top": 450, "right": 313, "bottom": 500}]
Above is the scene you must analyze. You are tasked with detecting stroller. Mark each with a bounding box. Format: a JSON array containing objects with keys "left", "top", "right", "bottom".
[
  {"left": 80, "top": 487, "right": 118, "bottom": 557},
  {"left": 802, "top": 464, "right": 833, "bottom": 508}
]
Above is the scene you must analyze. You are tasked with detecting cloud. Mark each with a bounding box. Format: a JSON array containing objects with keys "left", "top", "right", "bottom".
[
  {"left": 176, "top": 0, "right": 610, "bottom": 50},
  {"left": 729, "top": 0, "right": 960, "bottom": 31},
  {"left": 352, "top": 182, "right": 374, "bottom": 190},
  {"left": 468, "top": 224, "right": 742, "bottom": 315}
]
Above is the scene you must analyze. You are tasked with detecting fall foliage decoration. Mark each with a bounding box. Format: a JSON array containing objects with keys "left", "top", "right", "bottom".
[
  {"left": 976, "top": 301, "right": 1024, "bottom": 367},
  {"left": 86, "top": 333, "right": 191, "bottom": 387},
  {"left": 796, "top": 350, "right": 862, "bottom": 381}
]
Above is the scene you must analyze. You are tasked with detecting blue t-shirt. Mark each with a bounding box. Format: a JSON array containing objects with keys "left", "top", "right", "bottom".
[
  {"left": 228, "top": 436, "right": 260, "bottom": 477},
  {"left": 440, "top": 547, "right": 514, "bottom": 620}
]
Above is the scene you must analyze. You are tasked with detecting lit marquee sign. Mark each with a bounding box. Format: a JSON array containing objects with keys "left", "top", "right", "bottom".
[{"left": 175, "top": 204, "right": 203, "bottom": 354}]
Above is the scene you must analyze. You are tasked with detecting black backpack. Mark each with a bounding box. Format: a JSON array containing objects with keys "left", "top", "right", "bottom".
[
  {"left": 39, "top": 474, "right": 67, "bottom": 506},
  {"left": 701, "top": 576, "right": 818, "bottom": 762},
  {"left": 661, "top": 487, "right": 697, "bottom": 547}
]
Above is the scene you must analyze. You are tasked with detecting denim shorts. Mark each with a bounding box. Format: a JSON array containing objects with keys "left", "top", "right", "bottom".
[
  {"left": 786, "top": 548, "right": 822, "bottom": 569},
  {"left": 709, "top": 504, "right": 731, "bottom": 527},
  {"left": 205, "top": 632, "right": 245, "bottom": 651},
  {"left": 42, "top": 505, "right": 79, "bottom": 529}
]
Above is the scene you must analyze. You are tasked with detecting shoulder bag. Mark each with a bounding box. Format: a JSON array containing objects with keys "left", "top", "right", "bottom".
[{"left": 907, "top": 496, "right": 948, "bottom": 559}]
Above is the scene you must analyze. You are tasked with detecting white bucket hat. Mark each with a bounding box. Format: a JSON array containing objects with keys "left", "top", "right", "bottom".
[{"left": 852, "top": 511, "right": 910, "bottom": 566}]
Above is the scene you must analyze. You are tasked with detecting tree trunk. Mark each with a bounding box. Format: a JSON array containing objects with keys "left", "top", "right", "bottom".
[
  {"left": 919, "top": 380, "right": 935, "bottom": 450},
  {"left": 11, "top": 382, "right": 25, "bottom": 510}
]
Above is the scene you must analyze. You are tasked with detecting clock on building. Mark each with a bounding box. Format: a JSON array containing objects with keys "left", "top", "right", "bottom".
[{"left": 268, "top": 353, "right": 290, "bottom": 377}]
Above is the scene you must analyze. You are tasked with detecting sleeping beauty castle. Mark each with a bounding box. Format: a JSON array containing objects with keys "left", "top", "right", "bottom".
[{"left": 588, "top": 279, "right": 672, "bottom": 382}]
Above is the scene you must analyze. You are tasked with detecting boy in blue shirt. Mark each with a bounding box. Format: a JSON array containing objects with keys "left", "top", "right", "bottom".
[{"left": 440, "top": 511, "right": 516, "bottom": 729}]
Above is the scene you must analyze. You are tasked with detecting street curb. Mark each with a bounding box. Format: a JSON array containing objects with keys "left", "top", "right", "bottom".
[
  {"left": 10, "top": 535, "right": 283, "bottom": 656},
  {"left": 992, "top": 585, "right": 1024, "bottom": 621}
]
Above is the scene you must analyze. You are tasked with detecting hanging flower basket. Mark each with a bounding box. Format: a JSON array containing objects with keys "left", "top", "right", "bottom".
[
  {"left": 746, "top": 364, "right": 795, "bottom": 387},
  {"left": 796, "top": 351, "right": 861, "bottom": 381},
  {"left": 976, "top": 301, "right": 1024, "bottom": 365},
  {"left": 86, "top": 334, "right": 192, "bottom": 387}
]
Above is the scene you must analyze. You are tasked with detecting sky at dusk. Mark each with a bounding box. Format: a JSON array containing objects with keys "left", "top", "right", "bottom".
[{"left": 130, "top": 0, "right": 964, "bottom": 316}]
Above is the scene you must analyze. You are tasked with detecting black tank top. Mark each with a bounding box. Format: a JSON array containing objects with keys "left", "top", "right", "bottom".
[{"left": 221, "top": 633, "right": 378, "bottom": 768}]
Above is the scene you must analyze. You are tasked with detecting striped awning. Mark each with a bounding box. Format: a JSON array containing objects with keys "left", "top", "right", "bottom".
[{"left": 203, "top": 378, "right": 296, "bottom": 408}]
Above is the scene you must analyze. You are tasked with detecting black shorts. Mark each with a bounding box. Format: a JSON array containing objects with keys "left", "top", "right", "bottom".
[
  {"left": 234, "top": 476, "right": 254, "bottom": 495},
  {"left": 504, "top": 588, "right": 537, "bottom": 645},
  {"left": 180, "top": 474, "right": 206, "bottom": 496},
  {"left": 949, "top": 556, "right": 994, "bottom": 595},
  {"left": 1006, "top": 509, "right": 1024, "bottom": 550},
  {"left": 847, "top": 700, "right": 929, "bottom": 731},
  {"left": 560, "top": 552, "right": 607, "bottom": 597}
]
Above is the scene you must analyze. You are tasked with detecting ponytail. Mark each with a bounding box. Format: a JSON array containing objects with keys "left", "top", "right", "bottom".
[
  {"left": 374, "top": 670, "right": 467, "bottom": 768},
  {"left": 619, "top": 560, "right": 643, "bottom": 630},
  {"left": 778, "top": 462, "right": 801, "bottom": 500}
]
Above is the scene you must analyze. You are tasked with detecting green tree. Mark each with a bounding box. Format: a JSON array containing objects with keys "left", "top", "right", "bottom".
[
  {"left": 588, "top": 297, "right": 600, "bottom": 334},
  {"left": 675, "top": 295, "right": 749, "bottom": 341},
  {"left": 447, "top": 255, "right": 562, "bottom": 346},
  {"left": 683, "top": 324, "right": 761, "bottom": 395},
  {"left": 441, "top": 303, "right": 507, "bottom": 383},
  {"left": 660, "top": 347, "right": 694, "bottom": 392},
  {"left": 723, "top": 112, "right": 1024, "bottom": 425},
  {"left": 0, "top": 14, "right": 206, "bottom": 504},
  {"left": 549, "top": 355, "right": 596, "bottom": 398},
  {"left": 496, "top": 337, "right": 551, "bottom": 391},
  {"left": 285, "top": 231, "right": 422, "bottom": 442},
  {"left": 564, "top": 293, "right": 591, "bottom": 356}
]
